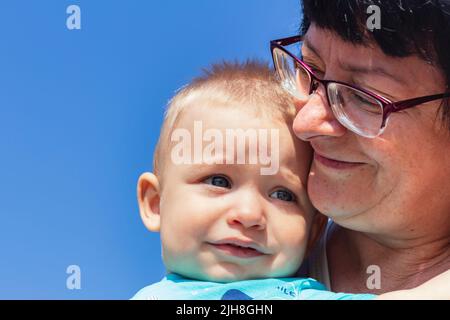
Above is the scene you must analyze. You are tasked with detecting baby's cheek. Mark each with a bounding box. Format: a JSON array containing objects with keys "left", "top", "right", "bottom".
[
  {"left": 160, "top": 223, "right": 198, "bottom": 255},
  {"left": 160, "top": 234, "right": 199, "bottom": 274},
  {"left": 280, "top": 218, "right": 309, "bottom": 255},
  {"left": 269, "top": 221, "right": 308, "bottom": 277}
]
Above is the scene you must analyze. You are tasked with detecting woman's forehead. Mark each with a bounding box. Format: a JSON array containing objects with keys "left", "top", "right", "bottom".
[
  {"left": 303, "top": 26, "right": 387, "bottom": 69},
  {"left": 303, "top": 24, "right": 446, "bottom": 92}
]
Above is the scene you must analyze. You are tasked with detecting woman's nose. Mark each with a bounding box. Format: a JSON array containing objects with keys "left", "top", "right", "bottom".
[
  {"left": 226, "top": 193, "right": 266, "bottom": 231},
  {"left": 293, "top": 87, "right": 347, "bottom": 141}
]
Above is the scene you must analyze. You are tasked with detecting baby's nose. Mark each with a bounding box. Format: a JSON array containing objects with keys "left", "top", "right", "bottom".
[{"left": 226, "top": 193, "right": 266, "bottom": 231}]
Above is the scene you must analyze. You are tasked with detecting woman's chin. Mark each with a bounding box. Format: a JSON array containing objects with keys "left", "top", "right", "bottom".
[{"left": 308, "top": 174, "right": 376, "bottom": 222}]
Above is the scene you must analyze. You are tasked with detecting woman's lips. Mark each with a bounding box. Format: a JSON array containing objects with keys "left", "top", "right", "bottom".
[
  {"left": 210, "top": 243, "right": 265, "bottom": 258},
  {"left": 314, "top": 152, "right": 365, "bottom": 170}
]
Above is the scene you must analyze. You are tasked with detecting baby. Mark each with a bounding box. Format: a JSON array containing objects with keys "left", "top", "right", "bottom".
[{"left": 133, "top": 61, "right": 449, "bottom": 300}]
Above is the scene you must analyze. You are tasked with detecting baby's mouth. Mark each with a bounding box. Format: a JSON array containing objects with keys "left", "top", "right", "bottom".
[{"left": 208, "top": 239, "right": 267, "bottom": 258}]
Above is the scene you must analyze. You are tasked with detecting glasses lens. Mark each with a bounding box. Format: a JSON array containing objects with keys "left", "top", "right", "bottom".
[
  {"left": 327, "top": 83, "right": 384, "bottom": 138},
  {"left": 272, "top": 47, "right": 311, "bottom": 100}
]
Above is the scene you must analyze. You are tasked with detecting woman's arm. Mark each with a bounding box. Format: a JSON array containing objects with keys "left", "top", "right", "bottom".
[{"left": 377, "top": 269, "right": 450, "bottom": 300}]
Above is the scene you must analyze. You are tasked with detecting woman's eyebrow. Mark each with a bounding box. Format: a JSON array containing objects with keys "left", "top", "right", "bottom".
[
  {"left": 303, "top": 37, "right": 322, "bottom": 59},
  {"left": 340, "top": 62, "right": 406, "bottom": 85}
]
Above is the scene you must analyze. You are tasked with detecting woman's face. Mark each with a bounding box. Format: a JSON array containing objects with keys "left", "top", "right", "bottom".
[{"left": 294, "top": 24, "right": 450, "bottom": 238}]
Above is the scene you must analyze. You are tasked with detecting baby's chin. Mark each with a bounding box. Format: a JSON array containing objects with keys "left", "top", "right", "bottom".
[
  {"left": 169, "top": 264, "right": 294, "bottom": 283},
  {"left": 186, "top": 272, "right": 269, "bottom": 283}
]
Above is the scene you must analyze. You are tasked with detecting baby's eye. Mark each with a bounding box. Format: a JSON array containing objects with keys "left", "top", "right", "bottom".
[
  {"left": 203, "top": 175, "right": 232, "bottom": 189},
  {"left": 269, "top": 188, "right": 297, "bottom": 202}
]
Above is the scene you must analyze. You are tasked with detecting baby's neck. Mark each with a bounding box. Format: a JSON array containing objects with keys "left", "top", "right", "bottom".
[{"left": 327, "top": 225, "right": 450, "bottom": 294}]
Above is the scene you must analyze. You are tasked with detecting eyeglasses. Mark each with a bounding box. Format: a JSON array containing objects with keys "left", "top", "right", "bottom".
[{"left": 270, "top": 35, "right": 450, "bottom": 138}]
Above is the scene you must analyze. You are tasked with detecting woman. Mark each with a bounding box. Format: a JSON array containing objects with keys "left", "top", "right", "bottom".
[{"left": 271, "top": 0, "right": 450, "bottom": 293}]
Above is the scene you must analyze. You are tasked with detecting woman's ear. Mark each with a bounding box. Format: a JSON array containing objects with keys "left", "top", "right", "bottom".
[
  {"left": 305, "top": 211, "right": 328, "bottom": 257},
  {"left": 137, "top": 172, "right": 161, "bottom": 232}
]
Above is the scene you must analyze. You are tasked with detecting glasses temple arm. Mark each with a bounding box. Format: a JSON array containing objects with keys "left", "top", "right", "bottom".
[
  {"left": 392, "top": 92, "right": 450, "bottom": 111},
  {"left": 270, "top": 35, "right": 303, "bottom": 47}
]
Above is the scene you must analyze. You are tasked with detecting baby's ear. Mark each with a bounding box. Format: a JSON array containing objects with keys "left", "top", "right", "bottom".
[
  {"left": 137, "top": 172, "right": 161, "bottom": 232},
  {"left": 305, "top": 211, "right": 328, "bottom": 257}
]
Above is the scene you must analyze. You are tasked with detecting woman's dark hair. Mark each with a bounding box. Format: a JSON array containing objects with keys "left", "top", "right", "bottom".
[{"left": 301, "top": 0, "right": 450, "bottom": 129}]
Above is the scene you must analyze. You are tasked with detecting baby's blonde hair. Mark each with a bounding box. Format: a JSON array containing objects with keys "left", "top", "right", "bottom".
[{"left": 153, "top": 60, "right": 296, "bottom": 179}]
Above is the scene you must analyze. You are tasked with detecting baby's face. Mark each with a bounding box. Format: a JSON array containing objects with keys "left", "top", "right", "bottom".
[{"left": 152, "top": 104, "right": 315, "bottom": 282}]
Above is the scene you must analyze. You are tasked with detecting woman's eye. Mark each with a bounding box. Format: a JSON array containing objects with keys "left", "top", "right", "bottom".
[
  {"left": 351, "top": 93, "right": 382, "bottom": 114},
  {"left": 302, "top": 61, "right": 324, "bottom": 76},
  {"left": 203, "top": 175, "right": 231, "bottom": 189},
  {"left": 352, "top": 92, "right": 373, "bottom": 105},
  {"left": 269, "top": 189, "right": 297, "bottom": 202},
  {"left": 309, "top": 66, "right": 323, "bottom": 74}
]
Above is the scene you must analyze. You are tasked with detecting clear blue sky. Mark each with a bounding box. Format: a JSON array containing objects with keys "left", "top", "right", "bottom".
[{"left": 0, "top": 0, "right": 302, "bottom": 299}]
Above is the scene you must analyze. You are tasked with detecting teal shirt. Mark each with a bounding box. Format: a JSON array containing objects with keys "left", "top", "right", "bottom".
[{"left": 132, "top": 274, "right": 376, "bottom": 300}]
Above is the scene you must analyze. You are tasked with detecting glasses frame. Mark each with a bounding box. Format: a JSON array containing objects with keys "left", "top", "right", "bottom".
[{"left": 270, "top": 35, "right": 450, "bottom": 137}]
